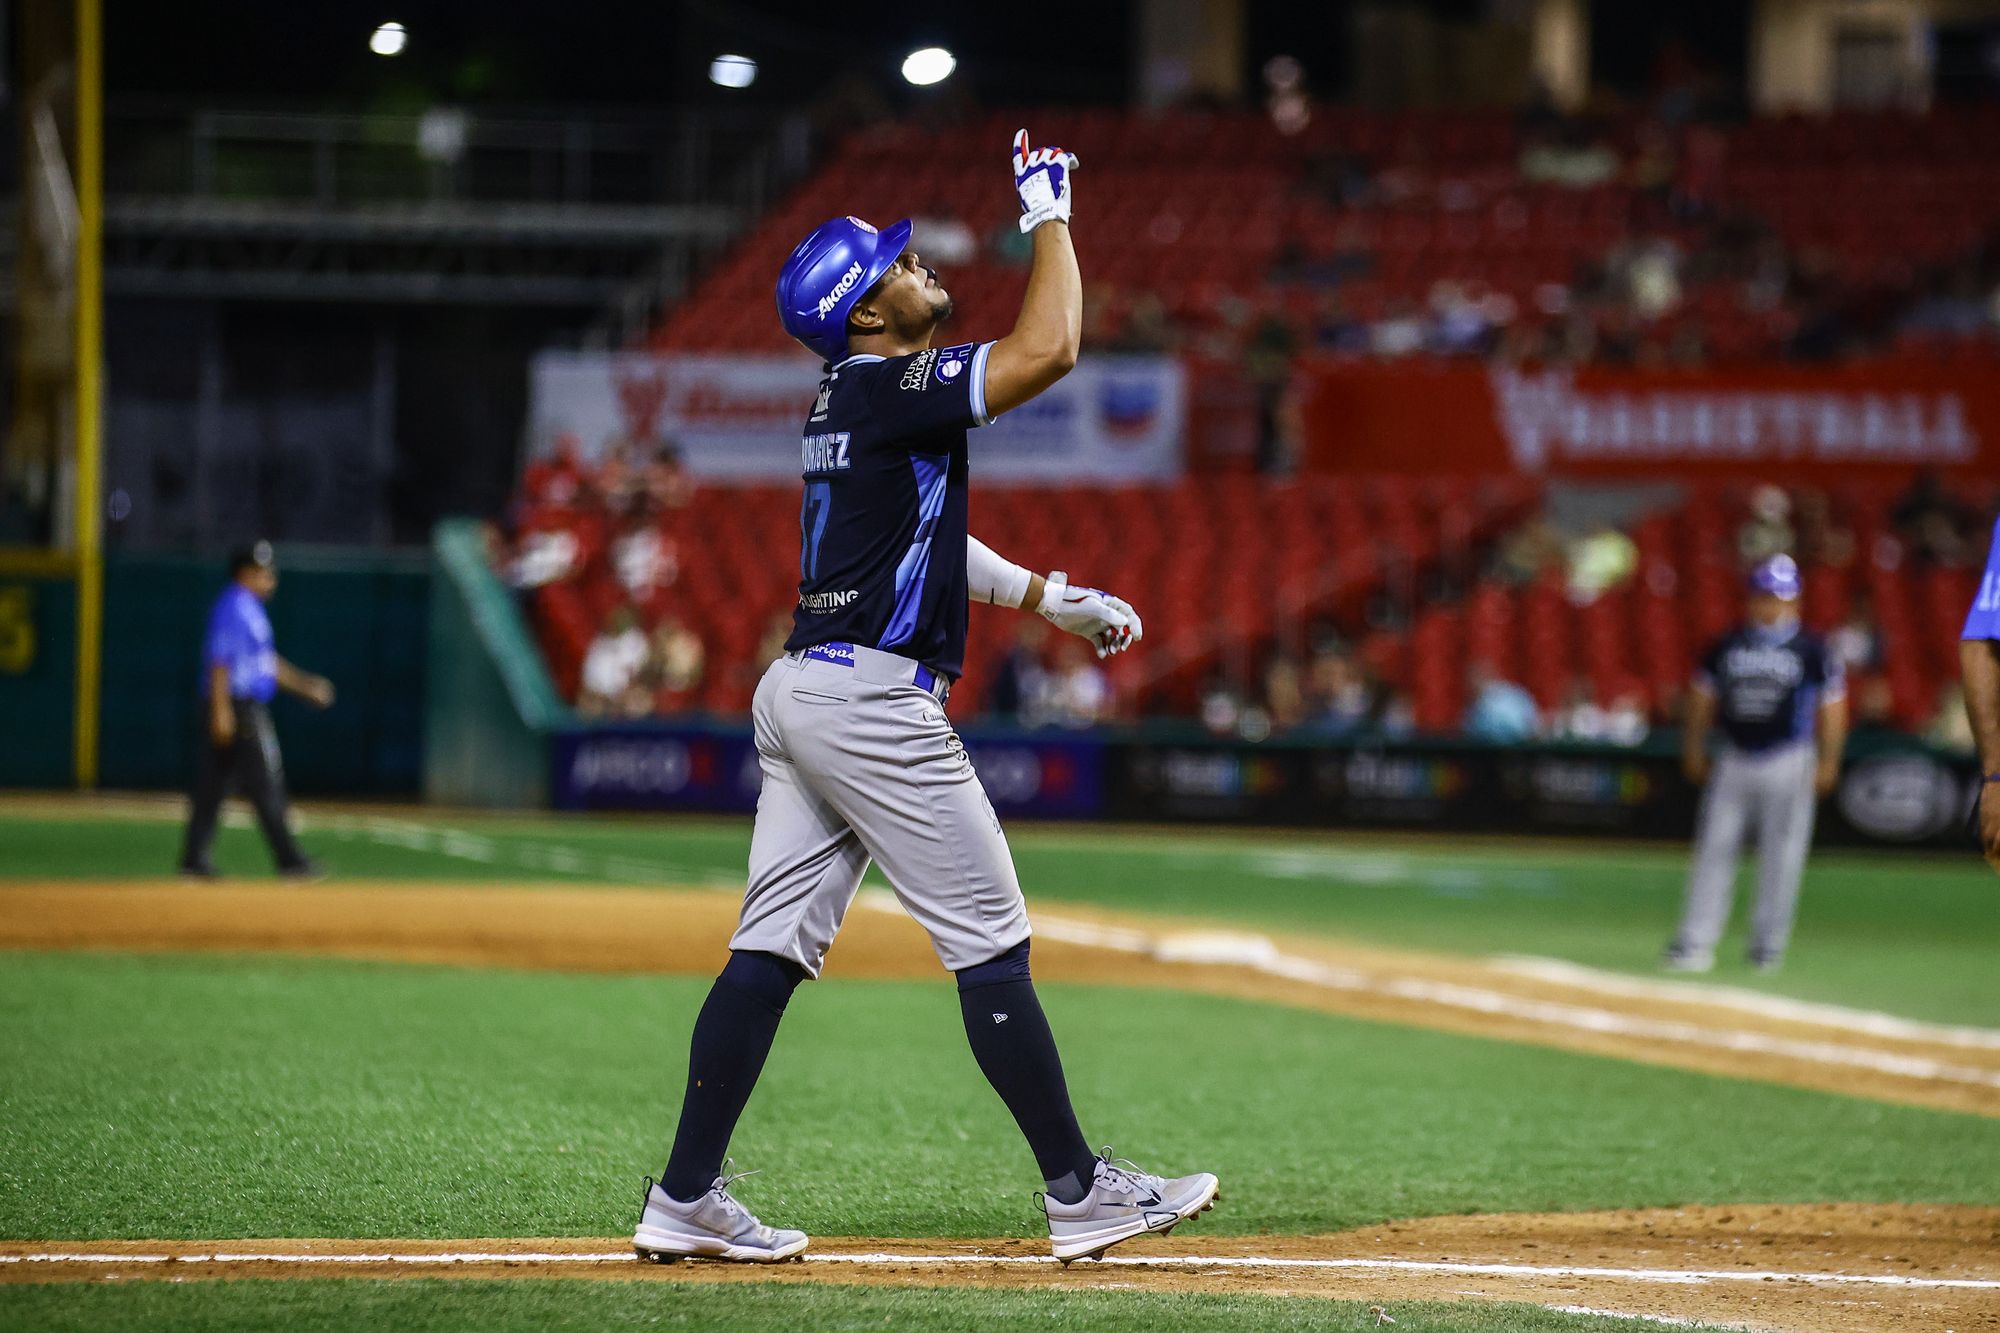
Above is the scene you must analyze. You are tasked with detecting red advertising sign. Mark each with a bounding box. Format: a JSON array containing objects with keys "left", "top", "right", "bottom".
[{"left": 1297, "top": 360, "right": 1997, "bottom": 477}]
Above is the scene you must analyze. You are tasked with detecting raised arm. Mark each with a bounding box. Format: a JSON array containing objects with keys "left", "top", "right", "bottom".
[{"left": 983, "top": 132, "right": 1082, "bottom": 420}]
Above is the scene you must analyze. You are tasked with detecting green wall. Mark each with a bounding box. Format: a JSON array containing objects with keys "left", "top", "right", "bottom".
[
  {"left": 0, "top": 570, "right": 79, "bottom": 787},
  {"left": 96, "top": 549, "right": 429, "bottom": 795}
]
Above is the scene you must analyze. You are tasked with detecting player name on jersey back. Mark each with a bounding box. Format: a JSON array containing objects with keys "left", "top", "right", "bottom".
[{"left": 801, "top": 432, "right": 852, "bottom": 474}]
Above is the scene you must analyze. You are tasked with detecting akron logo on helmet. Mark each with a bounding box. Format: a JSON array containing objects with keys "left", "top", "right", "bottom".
[
  {"left": 847, "top": 216, "right": 877, "bottom": 233},
  {"left": 815, "top": 261, "right": 864, "bottom": 318}
]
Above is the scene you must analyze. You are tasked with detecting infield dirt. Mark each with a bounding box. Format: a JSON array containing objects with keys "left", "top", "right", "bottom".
[{"left": 6, "top": 1205, "right": 1998, "bottom": 1332}]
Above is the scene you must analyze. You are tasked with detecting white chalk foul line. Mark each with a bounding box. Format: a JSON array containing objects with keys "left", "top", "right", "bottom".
[
  {"left": 5, "top": 1250, "right": 1998, "bottom": 1291},
  {"left": 1024, "top": 913, "right": 2000, "bottom": 1091},
  {"left": 1493, "top": 956, "right": 2000, "bottom": 1053}
]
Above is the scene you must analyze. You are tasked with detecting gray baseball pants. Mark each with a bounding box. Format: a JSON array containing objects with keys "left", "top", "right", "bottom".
[
  {"left": 730, "top": 645, "right": 1031, "bottom": 977},
  {"left": 1671, "top": 743, "right": 1819, "bottom": 960}
]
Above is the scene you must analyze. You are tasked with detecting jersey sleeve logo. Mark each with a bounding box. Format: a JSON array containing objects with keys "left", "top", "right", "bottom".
[
  {"left": 898, "top": 349, "right": 938, "bottom": 391},
  {"left": 932, "top": 344, "right": 975, "bottom": 385}
]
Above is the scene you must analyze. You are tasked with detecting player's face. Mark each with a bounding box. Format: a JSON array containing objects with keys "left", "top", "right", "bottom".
[
  {"left": 246, "top": 567, "right": 278, "bottom": 600},
  {"left": 1747, "top": 591, "right": 1790, "bottom": 625},
  {"left": 849, "top": 250, "right": 953, "bottom": 345}
]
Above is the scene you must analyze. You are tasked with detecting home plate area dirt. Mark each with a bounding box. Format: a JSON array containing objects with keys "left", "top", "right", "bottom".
[{"left": 6, "top": 1206, "right": 1998, "bottom": 1331}]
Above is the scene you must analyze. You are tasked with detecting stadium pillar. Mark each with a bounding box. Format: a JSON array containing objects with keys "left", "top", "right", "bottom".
[
  {"left": 1530, "top": 0, "right": 1589, "bottom": 111},
  {"left": 72, "top": 0, "right": 103, "bottom": 788},
  {"left": 1135, "top": 0, "right": 1245, "bottom": 109}
]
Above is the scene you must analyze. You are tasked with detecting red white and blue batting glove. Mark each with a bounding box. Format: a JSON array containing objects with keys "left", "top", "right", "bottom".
[
  {"left": 1039, "top": 571, "right": 1141, "bottom": 659},
  {"left": 1013, "top": 128, "right": 1078, "bottom": 234}
]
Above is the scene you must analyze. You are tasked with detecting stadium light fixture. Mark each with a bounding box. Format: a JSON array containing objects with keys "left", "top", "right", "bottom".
[
  {"left": 370, "top": 21, "right": 407, "bottom": 57},
  {"left": 901, "top": 47, "right": 956, "bottom": 86},
  {"left": 709, "top": 54, "right": 758, "bottom": 89}
]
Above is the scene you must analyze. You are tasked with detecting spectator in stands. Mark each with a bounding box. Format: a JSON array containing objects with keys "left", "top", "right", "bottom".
[
  {"left": 1519, "top": 119, "right": 1618, "bottom": 189},
  {"left": 1199, "top": 679, "right": 1245, "bottom": 737},
  {"left": 1245, "top": 310, "right": 1298, "bottom": 473},
  {"left": 1377, "top": 688, "right": 1417, "bottom": 740},
  {"left": 1826, "top": 593, "right": 1884, "bottom": 677},
  {"left": 1262, "top": 656, "right": 1307, "bottom": 733},
  {"left": 987, "top": 620, "right": 1050, "bottom": 722},
  {"left": 640, "top": 442, "right": 693, "bottom": 512},
  {"left": 648, "top": 615, "right": 706, "bottom": 713},
  {"left": 1304, "top": 648, "right": 1373, "bottom": 737},
  {"left": 578, "top": 607, "right": 651, "bottom": 719},
  {"left": 1566, "top": 524, "right": 1638, "bottom": 604},
  {"left": 1795, "top": 488, "right": 1855, "bottom": 569},
  {"left": 1463, "top": 660, "right": 1540, "bottom": 744},
  {"left": 1893, "top": 471, "right": 1977, "bottom": 566},
  {"left": 1551, "top": 679, "right": 1650, "bottom": 746},
  {"left": 1736, "top": 486, "right": 1794, "bottom": 566},
  {"left": 1371, "top": 300, "right": 1427, "bottom": 357},
  {"left": 1311, "top": 293, "right": 1369, "bottom": 354},
  {"left": 1043, "top": 641, "right": 1111, "bottom": 729},
  {"left": 1493, "top": 515, "right": 1564, "bottom": 587},
  {"left": 612, "top": 508, "right": 678, "bottom": 608},
  {"left": 1925, "top": 681, "right": 1976, "bottom": 754}
]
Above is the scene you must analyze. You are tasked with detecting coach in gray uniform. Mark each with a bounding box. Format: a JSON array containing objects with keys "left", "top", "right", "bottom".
[{"left": 1665, "top": 554, "right": 1847, "bottom": 974}]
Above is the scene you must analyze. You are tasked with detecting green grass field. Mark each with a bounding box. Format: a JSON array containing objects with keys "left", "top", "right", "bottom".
[
  {"left": 5, "top": 952, "right": 1992, "bottom": 1243},
  {"left": 8, "top": 806, "right": 1996, "bottom": 1024},
  {"left": 0, "top": 1280, "right": 1731, "bottom": 1333},
  {"left": 2, "top": 801, "right": 1991, "bottom": 1331}
]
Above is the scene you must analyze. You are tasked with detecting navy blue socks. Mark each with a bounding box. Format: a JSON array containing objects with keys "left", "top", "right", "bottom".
[
  {"left": 661, "top": 950, "right": 807, "bottom": 1202},
  {"left": 956, "top": 941, "right": 1098, "bottom": 1205}
]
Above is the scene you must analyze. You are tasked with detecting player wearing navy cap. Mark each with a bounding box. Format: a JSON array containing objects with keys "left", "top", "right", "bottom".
[
  {"left": 1959, "top": 514, "right": 2000, "bottom": 872},
  {"left": 177, "top": 541, "right": 336, "bottom": 879},
  {"left": 631, "top": 131, "right": 1219, "bottom": 1267},
  {"left": 1664, "top": 554, "right": 1848, "bottom": 973}
]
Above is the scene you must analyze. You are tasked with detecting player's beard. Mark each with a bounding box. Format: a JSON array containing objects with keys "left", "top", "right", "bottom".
[{"left": 924, "top": 267, "right": 953, "bottom": 328}]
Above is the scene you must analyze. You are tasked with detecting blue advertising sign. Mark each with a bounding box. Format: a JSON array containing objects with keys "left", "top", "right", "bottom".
[{"left": 552, "top": 724, "right": 1107, "bottom": 819}]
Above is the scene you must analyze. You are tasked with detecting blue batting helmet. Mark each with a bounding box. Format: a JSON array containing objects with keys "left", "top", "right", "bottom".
[
  {"left": 1748, "top": 553, "right": 1801, "bottom": 601},
  {"left": 775, "top": 215, "right": 913, "bottom": 363}
]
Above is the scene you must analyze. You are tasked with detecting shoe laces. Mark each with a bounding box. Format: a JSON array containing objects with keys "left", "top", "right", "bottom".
[
  {"left": 709, "top": 1163, "right": 771, "bottom": 1236},
  {"left": 1092, "top": 1147, "right": 1162, "bottom": 1198}
]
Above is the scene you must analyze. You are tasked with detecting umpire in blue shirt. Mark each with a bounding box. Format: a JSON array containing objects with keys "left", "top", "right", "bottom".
[{"left": 177, "top": 541, "right": 335, "bottom": 878}]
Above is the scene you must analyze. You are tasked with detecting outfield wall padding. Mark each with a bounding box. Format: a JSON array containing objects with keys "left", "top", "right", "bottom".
[{"left": 423, "top": 518, "right": 568, "bottom": 808}]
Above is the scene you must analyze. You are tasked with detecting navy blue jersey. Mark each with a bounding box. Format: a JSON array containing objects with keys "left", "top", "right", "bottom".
[
  {"left": 1694, "top": 622, "right": 1843, "bottom": 752},
  {"left": 784, "top": 340, "right": 994, "bottom": 679}
]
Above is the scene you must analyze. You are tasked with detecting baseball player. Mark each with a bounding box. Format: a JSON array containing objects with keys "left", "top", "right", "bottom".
[
  {"left": 1961, "top": 513, "right": 2000, "bottom": 872},
  {"left": 177, "top": 541, "right": 335, "bottom": 878},
  {"left": 1664, "top": 555, "right": 1847, "bottom": 974},
  {"left": 632, "top": 131, "right": 1219, "bottom": 1266}
]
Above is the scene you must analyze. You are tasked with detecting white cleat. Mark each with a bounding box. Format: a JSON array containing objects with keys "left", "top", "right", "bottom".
[
  {"left": 1044, "top": 1149, "right": 1220, "bottom": 1264},
  {"left": 632, "top": 1168, "right": 809, "bottom": 1263}
]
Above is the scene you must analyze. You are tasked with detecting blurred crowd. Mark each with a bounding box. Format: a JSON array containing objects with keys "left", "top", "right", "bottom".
[{"left": 492, "top": 438, "right": 719, "bottom": 720}]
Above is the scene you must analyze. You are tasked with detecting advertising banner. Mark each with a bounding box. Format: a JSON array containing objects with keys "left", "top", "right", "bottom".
[
  {"left": 1297, "top": 360, "right": 1996, "bottom": 479},
  {"left": 551, "top": 724, "right": 1106, "bottom": 819},
  {"left": 553, "top": 722, "right": 1978, "bottom": 850},
  {"left": 1107, "top": 739, "right": 1980, "bottom": 848},
  {"left": 529, "top": 351, "right": 1184, "bottom": 482}
]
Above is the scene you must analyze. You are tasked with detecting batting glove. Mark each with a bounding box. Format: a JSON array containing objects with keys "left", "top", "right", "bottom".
[
  {"left": 1038, "top": 571, "right": 1142, "bottom": 659},
  {"left": 1013, "top": 128, "right": 1078, "bottom": 234}
]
